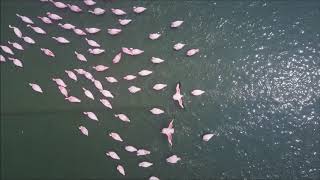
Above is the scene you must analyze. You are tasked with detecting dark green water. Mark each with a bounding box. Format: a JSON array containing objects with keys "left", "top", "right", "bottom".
[{"left": 1, "top": 0, "right": 320, "bottom": 179}]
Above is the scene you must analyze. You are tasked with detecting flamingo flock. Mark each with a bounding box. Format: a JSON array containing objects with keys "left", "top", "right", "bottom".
[{"left": 0, "top": 0, "right": 215, "bottom": 179}]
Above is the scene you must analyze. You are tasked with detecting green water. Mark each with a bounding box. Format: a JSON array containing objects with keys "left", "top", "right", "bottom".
[{"left": 1, "top": 0, "right": 320, "bottom": 179}]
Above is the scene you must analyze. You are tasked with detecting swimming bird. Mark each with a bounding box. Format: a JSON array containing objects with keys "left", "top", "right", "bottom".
[
  {"left": 125, "top": 146, "right": 137, "bottom": 152},
  {"left": 46, "top": 12, "right": 63, "bottom": 20},
  {"left": 1, "top": 45, "right": 14, "bottom": 55},
  {"left": 52, "top": 37, "right": 70, "bottom": 44},
  {"left": 151, "top": 57, "right": 164, "bottom": 64},
  {"left": 137, "top": 149, "right": 150, "bottom": 156},
  {"left": 191, "top": 89, "right": 205, "bottom": 96},
  {"left": 29, "top": 83, "right": 43, "bottom": 93},
  {"left": 107, "top": 28, "right": 122, "bottom": 35},
  {"left": 153, "top": 84, "right": 167, "bottom": 91},
  {"left": 85, "top": 38, "right": 100, "bottom": 47},
  {"left": 149, "top": 33, "right": 161, "bottom": 40},
  {"left": 106, "top": 151, "right": 120, "bottom": 160},
  {"left": 123, "top": 75, "right": 136, "bottom": 81},
  {"left": 73, "top": 28, "right": 87, "bottom": 36},
  {"left": 111, "top": 8, "right": 126, "bottom": 16},
  {"left": 131, "top": 48, "right": 144, "bottom": 55},
  {"left": 161, "top": 119, "right": 174, "bottom": 146},
  {"left": 83, "top": 0, "right": 96, "bottom": 6},
  {"left": 172, "top": 82, "right": 184, "bottom": 108},
  {"left": 74, "top": 68, "right": 86, "bottom": 75},
  {"left": 88, "top": 8, "right": 105, "bottom": 15},
  {"left": 88, "top": 48, "right": 105, "bottom": 55},
  {"left": 138, "top": 70, "right": 152, "bottom": 76},
  {"left": 114, "top": 114, "right": 130, "bottom": 122},
  {"left": 27, "top": 24, "right": 47, "bottom": 34},
  {"left": 37, "top": 16, "right": 53, "bottom": 24},
  {"left": 128, "top": 86, "right": 141, "bottom": 93},
  {"left": 119, "top": 19, "right": 132, "bottom": 26},
  {"left": 171, "top": 20, "right": 184, "bottom": 28},
  {"left": 186, "top": 49, "right": 199, "bottom": 56},
  {"left": 202, "top": 133, "right": 215, "bottom": 141},
  {"left": 100, "top": 99, "right": 112, "bottom": 109},
  {"left": 85, "top": 27, "right": 101, "bottom": 34},
  {"left": 8, "top": 41, "right": 24, "bottom": 51},
  {"left": 150, "top": 108, "right": 164, "bottom": 115},
  {"left": 8, "top": 57, "right": 23, "bottom": 67},
  {"left": 85, "top": 72, "right": 94, "bottom": 81},
  {"left": 22, "top": 36, "right": 36, "bottom": 44},
  {"left": 166, "top": 155, "right": 181, "bottom": 164},
  {"left": 149, "top": 176, "right": 160, "bottom": 180},
  {"left": 74, "top": 51, "right": 87, "bottom": 62},
  {"left": 65, "top": 96, "right": 81, "bottom": 103},
  {"left": 52, "top": 78, "right": 67, "bottom": 87},
  {"left": 49, "top": 0, "right": 67, "bottom": 8},
  {"left": 58, "top": 86, "right": 68, "bottom": 97},
  {"left": 133, "top": 6, "right": 147, "bottom": 14},
  {"left": 0, "top": 55, "right": 5, "bottom": 62},
  {"left": 79, "top": 126, "right": 88, "bottom": 136},
  {"left": 109, "top": 132, "right": 123, "bottom": 142},
  {"left": 8, "top": 25, "right": 22, "bottom": 38},
  {"left": 173, "top": 43, "right": 186, "bottom": 51},
  {"left": 116, "top": 165, "right": 125, "bottom": 176},
  {"left": 138, "top": 161, "right": 153, "bottom": 168},
  {"left": 100, "top": 89, "right": 114, "bottom": 99},
  {"left": 40, "top": 48, "right": 55, "bottom": 57},
  {"left": 58, "top": 23, "right": 75, "bottom": 30},
  {"left": 83, "top": 112, "right": 98, "bottom": 121},
  {"left": 16, "top": 14, "right": 34, "bottom": 24},
  {"left": 82, "top": 87, "right": 94, "bottom": 100},
  {"left": 122, "top": 47, "right": 133, "bottom": 55},
  {"left": 65, "top": 70, "right": 77, "bottom": 81},
  {"left": 67, "top": 4, "right": 82, "bottom": 12},
  {"left": 112, "top": 53, "right": 122, "bottom": 64},
  {"left": 93, "top": 65, "right": 109, "bottom": 72},
  {"left": 94, "top": 80, "right": 103, "bottom": 90}
]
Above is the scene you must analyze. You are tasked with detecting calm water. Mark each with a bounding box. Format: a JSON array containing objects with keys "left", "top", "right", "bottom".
[{"left": 1, "top": 0, "right": 320, "bottom": 179}]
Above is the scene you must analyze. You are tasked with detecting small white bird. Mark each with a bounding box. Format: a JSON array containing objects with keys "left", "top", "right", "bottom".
[
  {"left": 112, "top": 53, "right": 122, "bottom": 64},
  {"left": 73, "top": 28, "right": 87, "bottom": 36},
  {"left": 93, "top": 65, "right": 108, "bottom": 72},
  {"left": 106, "top": 151, "right": 120, "bottom": 160},
  {"left": 85, "top": 38, "right": 100, "bottom": 47},
  {"left": 138, "top": 70, "right": 152, "bottom": 76},
  {"left": 65, "top": 96, "right": 81, "bottom": 103},
  {"left": 151, "top": 57, "right": 164, "bottom": 64},
  {"left": 202, "top": 133, "right": 215, "bottom": 142},
  {"left": 171, "top": 20, "right": 184, "bottom": 28},
  {"left": 100, "top": 89, "right": 114, "bottom": 99},
  {"left": 119, "top": 19, "right": 132, "bottom": 26},
  {"left": 46, "top": 12, "right": 63, "bottom": 20},
  {"left": 133, "top": 6, "right": 147, "bottom": 14},
  {"left": 88, "top": 48, "right": 105, "bottom": 55},
  {"left": 52, "top": 78, "right": 67, "bottom": 87},
  {"left": 67, "top": 4, "right": 82, "bottom": 12},
  {"left": 150, "top": 108, "right": 164, "bottom": 115},
  {"left": 8, "top": 41, "right": 24, "bottom": 51},
  {"left": 27, "top": 24, "right": 46, "bottom": 34},
  {"left": 84, "top": 72, "right": 94, "bottom": 81},
  {"left": 82, "top": 87, "right": 94, "bottom": 100},
  {"left": 149, "top": 33, "right": 161, "bottom": 40},
  {"left": 109, "top": 132, "right": 123, "bottom": 142},
  {"left": 122, "top": 47, "right": 132, "bottom": 55},
  {"left": 138, "top": 161, "right": 153, "bottom": 168},
  {"left": 79, "top": 126, "right": 88, "bottom": 136},
  {"left": 52, "top": 36, "right": 70, "bottom": 44},
  {"left": 74, "top": 68, "right": 86, "bottom": 75},
  {"left": 8, "top": 57, "right": 23, "bottom": 67},
  {"left": 153, "top": 84, "right": 167, "bottom": 91},
  {"left": 22, "top": 36, "right": 35, "bottom": 44},
  {"left": 191, "top": 89, "right": 205, "bottom": 96},
  {"left": 94, "top": 80, "right": 103, "bottom": 90},
  {"left": 1, "top": 45, "right": 14, "bottom": 55},
  {"left": 137, "top": 149, "right": 151, "bottom": 156},
  {"left": 83, "top": 0, "right": 96, "bottom": 6},
  {"left": 187, "top": 49, "right": 199, "bottom": 56},
  {"left": 74, "top": 51, "right": 87, "bottom": 62},
  {"left": 29, "top": 83, "right": 43, "bottom": 93},
  {"left": 8, "top": 25, "right": 22, "bottom": 38},
  {"left": 88, "top": 8, "right": 105, "bottom": 15},
  {"left": 166, "top": 155, "right": 181, "bottom": 164},
  {"left": 83, "top": 112, "right": 98, "bottom": 121},
  {"left": 123, "top": 75, "right": 137, "bottom": 81},
  {"left": 173, "top": 43, "right": 186, "bottom": 51},
  {"left": 49, "top": 0, "right": 67, "bottom": 8},
  {"left": 58, "top": 23, "right": 75, "bottom": 30},
  {"left": 16, "top": 14, "right": 34, "bottom": 24},
  {"left": 114, "top": 114, "right": 130, "bottom": 122},
  {"left": 85, "top": 27, "right": 101, "bottom": 34},
  {"left": 38, "top": 16, "right": 53, "bottom": 24},
  {"left": 125, "top": 146, "right": 137, "bottom": 152},
  {"left": 105, "top": 76, "right": 118, "bottom": 83},
  {"left": 107, "top": 28, "right": 122, "bottom": 35},
  {"left": 100, "top": 99, "right": 112, "bottom": 109},
  {"left": 65, "top": 70, "right": 77, "bottom": 81},
  {"left": 116, "top": 165, "right": 125, "bottom": 176},
  {"left": 40, "top": 48, "right": 55, "bottom": 57},
  {"left": 58, "top": 86, "right": 68, "bottom": 97},
  {"left": 0, "top": 55, "right": 5, "bottom": 62},
  {"left": 149, "top": 176, "right": 160, "bottom": 180},
  {"left": 111, "top": 8, "right": 126, "bottom": 16},
  {"left": 128, "top": 86, "right": 141, "bottom": 93}
]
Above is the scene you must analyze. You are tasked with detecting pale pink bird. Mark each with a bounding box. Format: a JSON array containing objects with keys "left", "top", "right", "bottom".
[
  {"left": 52, "top": 36, "right": 70, "bottom": 44},
  {"left": 125, "top": 146, "right": 137, "bottom": 152},
  {"left": 74, "top": 68, "right": 86, "bottom": 75},
  {"left": 58, "top": 86, "right": 68, "bottom": 97},
  {"left": 79, "top": 126, "right": 88, "bottom": 136},
  {"left": 65, "top": 96, "right": 81, "bottom": 103},
  {"left": 149, "top": 33, "right": 161, "bottom": 40},
  {"left": 131, "top": 48, "right": 144, "bottom": 55},
  {"left": 111, "top": 8, "right": 126, "bottom": 16},
  {"left": 1, "top": 45, "right": 14, "bottom": 55},
  {"left": 8, "top": 57, "right": 23, "bottom": 67},
  {"left": 8, "top": 25, "right": 22, "bottom": 38},
  {"left": 191, "top": 89, "right": 205, "bottom": 96},
  {"left": 149, "top": 176, "right": 160, "bottom": 180},
  {"left": 109, "top": 132, "right": 123, "bottom": 142},
  {"left": 88, "top": 8, "right": 105, "bottom": 15},
  {"left": 161, "top": 119, "right": 174, "bottom": 146},
  {"left": 122, "top": 47, "right": 132, "bottom": 55},
  {"left": 40, "top": 48, "right": 55, "bottom": 57},
  {"left": 118, "top": 19, "right": 132, "bottom": 26},
  {"left": 187, "top": 49, "right": 199, "bottom": 56},
  {"left": 22, "top": 36, "right": 35, "bottom": 44},
  {"left": 117, "top": 165, "right": 125, "bottom": 176},
  {"left": 52, "top": 78, "right": 67, "bottom": 87},
  {"left": 8, "top": 41, "right": 24, "bottom": 51},
  {"left": 202, "top": 133, "right": 215, "bottom": 142},
  {"left": 73, "top": 28, "right": 87, "bottom": 36},
  {"left": 93, "top": 65, "right": 108, "bottom": 72},
  {"left": 83, "top": 0, "right": 96, "bottom": 6},
  {"left": 65, "top": 70, "right": 77, "bottom": 81},
  {"left": 112, "top": 52, "right": 122, "bottom": 64},
  {"left": 123, "top": 75, "right": 136, "bottom": 81},
  {"left": 58, "top": 23, "right": 75, "bottom": 30},
  {"left": 82, "top": 87, "right": 94, "bottom": 100},
  {"left": 84, "top": 72, "right": 94, "bottom": 81},
  {"left": 100, "top": 89, "right": 114, "bottom": 99},
  {"left": 74, "top": 51, "right": 87, "bottom": 62},
  {"left": 137, "top": 149, "right": 151, "bottom": 156},
  {"left": 85, "top": 27, "right": 101, "bottom": 34},
  {"left": 29, "top": 83, "right": 43, "bottom": 93},
  {"left": 46, "top": 12, "right": 63, "bottom": 20},
  {"left": 85, "top": 38, "right": 100, "bottom": 47},
  {"left": 94, "top": 80, "right": 103, "bottom": 90},
  {"left": 171, "top": 20, "right": 184, "bottom": 28},
  {"left": 138, "top": 70, "right": 152, "bottom": 76},
  {"left": 153, "top": 84, "right": 167, "bottom": 91},
  {"left": 138, "top": 161, "right": 153, "bottom": 168},
  {"left": 88, "top": 48, "right": 105, "bottom": 55},
  {"left": 67, "top": 4, "right": 82, "bottom": 12},
  {"left": 106, "top": 151, "right": 120, "bottom": 160},
  {"left": 83, "top": 112, "right": 98, "bottom": 121},
  {"left": 105, "top": 76, "right": 118, "bottom": 83},
  {"left": 166, "top": 155, "right": 181, "bottom": 164},
  {"left": 37, "top": 16, "right": 53, "bottom": 24},
  {"left": 0, "top": 55, "right": 5, "bottom": 62},
  {"left": 100, "top": 99, "right": 112, "bottom": 109},
  {"left": 151, "top": 57, "right": 164, "bottom": 64},
  {"left": 128, "top": 86, "right": 141, "bottom": 93},
  {"left": 133, "top": 6, "right": 147, "bottom": 14},
  {"left": 49, "top": 0, "right": 67, "bottom": 8},
  {"left": 173, "top": 82, "right": 184, "bottom": 108},
  {"left": 16, "top": 14, "right": 34, "bottom": 24},
  {"left": 107, "top": 28, "right": 122, "bottom": 35},
  {"left": 150, "top": 108, "right": 164, "bottom": 115},
  {"left": 114, "top": 114, "right": 130, "bottom": 122},
  {"left": 173, "top": 43, "right": 186, "bottom": 51}
]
